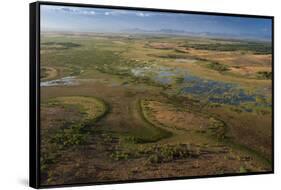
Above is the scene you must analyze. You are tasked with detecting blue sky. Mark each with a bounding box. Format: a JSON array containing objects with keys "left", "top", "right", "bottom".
[{"left": 41, "top": 5, "right": 272, "bottom": 40}]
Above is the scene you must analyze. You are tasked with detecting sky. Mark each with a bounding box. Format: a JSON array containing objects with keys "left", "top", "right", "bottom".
[{"left": 41, "top": 5, "right": 272, "bottom": 40}]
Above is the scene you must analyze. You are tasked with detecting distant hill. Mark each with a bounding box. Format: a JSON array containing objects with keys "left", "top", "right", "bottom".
[{"left": 122, "top": 28, "right": 271, "bottom": 42}]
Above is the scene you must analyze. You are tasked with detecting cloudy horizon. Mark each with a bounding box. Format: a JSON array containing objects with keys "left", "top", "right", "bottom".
[{"left": 41, "top": 5, "right": 272, "bottom": 40}]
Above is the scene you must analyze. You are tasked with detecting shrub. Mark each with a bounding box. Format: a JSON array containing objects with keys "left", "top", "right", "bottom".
[
  {"left": 146, "top": 144, "right": 200, "bottom": 164},
  {"left": 110, "top": 151, "right": 130, "bottom": 161},
  {"left": 256, "top": 71, "right": 272, "bottom": 80},
  {"left": 239, "top": 166, "right": 247, "bottom": 173},
  {"left": 147, "top": 154, "right": 160, "bottom": 164},
  {"left": 51, "top": 122, "right": 88, "bottom": 149},
  {"left": 207, "top": 62, "right": 229, "bottom": 72},
  {"left": 175, "top": 77, "right": 184, "bottom": 84}
]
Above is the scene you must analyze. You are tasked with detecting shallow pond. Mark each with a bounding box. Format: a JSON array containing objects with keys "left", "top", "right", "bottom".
[
  {"left": 129, "top": 64, "right": 268, "bottom": 106},
  {"left": 41, "top": 76, "right": 78, "bottom": 87},
  {"left": 181, "top": 75, "right": 263, "bottom": 105}
]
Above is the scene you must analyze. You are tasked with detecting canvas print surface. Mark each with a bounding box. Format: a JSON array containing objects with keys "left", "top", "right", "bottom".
[{"left": 40, "top": 4, "right": 273, "bottom": 186}]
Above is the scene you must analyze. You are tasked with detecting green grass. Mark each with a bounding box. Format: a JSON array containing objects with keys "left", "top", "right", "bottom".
[
  {"left": 41, "top": 42, "right": 81, "bottom": 50},
  {"left": 46, "top": 96, "right": 109, "bottom": 149},
  {"left": 183, "top": 42, "right": 272, "bottom": 54},
  {"left": 40, "top": 96, "right": 109, "bottom": 176},
  {"left": 107, "top": 99, "right": 173, "bottom": 145},
  {"left": 40, "top": 34, "right": 272, "bottom": 181},
  {"left": 136, "top": 100, "right": 173, "bottom": 143},
  {"left": 52, "top": 96, "right": 108, "bottom": 120}
]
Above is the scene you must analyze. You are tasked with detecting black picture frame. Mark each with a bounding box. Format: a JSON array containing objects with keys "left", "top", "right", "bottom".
[{"left": 30, "top": 1, "right": 274, "bottom": 188}]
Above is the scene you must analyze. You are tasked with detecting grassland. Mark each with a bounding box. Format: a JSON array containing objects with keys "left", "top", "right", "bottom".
[{"left": 40, "top": 32, "right": 272, "bottom": 185}]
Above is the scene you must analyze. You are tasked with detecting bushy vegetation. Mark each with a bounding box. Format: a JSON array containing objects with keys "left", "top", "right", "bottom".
[
  {"left": 175, "top": 77, "right": 184, "bottom": 84},
  {"left": 40, "top": 121, "right": 90, "bottom": 177},
  {"left": 40, "top": 151, "right": 57, "bottom": 173},
  {"left": 208, "top": 117, "right": 227, "bottom": 140},
  {"left": 207, "top": 62, "right": 230, "bottom": 72},
  {"left": 239, "top": 166, "right": 248, "bottom": 173},
  {"left": 150, "top": 53, "right": 191, "bottom": 59},
  {"left": 123, "top": 136, "right": 144, "bottom": 144},
  {"left": 109, "top": 143, "right": 201, "bottom": 163},
  {"left": 51, "top": 122, "right": 89, "bottom": 149},
  {"left": 184, "top": 42, "right": 272, "bottom": 54},
  {"left": 147, "top": 144, "right": 201, "bottom": 164},
  {"left": 42, "top": 42, "right": 81, "bottom": 50},
  {"left": 40, "top": 34, "right": 272, "bottom": 184},
  {"left": 40, "top": 96, "right": 108, "bottom": 182},
  {"left": 40, "top": 68, "right": 48, "bottom": 79},
  {"left": 110, "top": 151, "right": 130, "bottom": 161},
  {"left": 256, "top": 71, "right": 272, "bottom": 79}
]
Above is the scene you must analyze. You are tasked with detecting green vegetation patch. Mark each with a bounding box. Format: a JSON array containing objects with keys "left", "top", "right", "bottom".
[
  {"left": 146, "top": 144, "right": 201, "bottom": 164},
  {"left": 207, "top": 117, "right": 227, "bottom": 140},
  {"left": 256, "top": 71, "right": 272, "bottom": 80},
  {"left": 148, "top": 53, "right": 192, "bottom": 59},
  {"left": 206, "top": 62, "right": 230, "bottom": 72},
  {"left": 40, "top": 96, "right": 108, "bottom": 174},
  {"left": 175, "top": 77, "right": 184, "bottom": 84},
  {"left": 51, "top": 121, "right": 89, "bottom": 149},
  {"left": 51, "top": 96, "right": 108, "bottom": 120},
  {"left": 184, "top": 42, "right": 272, "bottom": 54},
  {"left": 109, "top": 143, "right": 201, "bottom": 163},
  {"left": 137, "top": 100, "right": 173, "bottom": 143},
  {"left": 44, "top": 96, "right": 108, "bottom": 149},
  {"left": 41, "top": 42, "right": 81, "bottom": 50}
]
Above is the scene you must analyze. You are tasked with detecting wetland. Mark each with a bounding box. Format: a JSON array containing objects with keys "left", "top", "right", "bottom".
[{"left": 40, "top": 32, "right": 272, "bottom": 185}]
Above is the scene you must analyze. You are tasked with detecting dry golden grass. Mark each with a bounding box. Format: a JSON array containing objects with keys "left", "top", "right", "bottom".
[
  {"left": 186, "top": 48, "right": 272, "bottom": 66},
  {"left": 41, "top": 66, "right": 58, "bottom": 81},
  {"left": 53, "top": 96, "right": 107, "bottom": 119},
  {"left": 230, "top": 65, "right": 272, "bottom": 76},
  {"left": 149, "top": 42, "right": 178, "bottom": 49},
  {"left": 142, "top": 100, "right": 210, "bottom": 131}
]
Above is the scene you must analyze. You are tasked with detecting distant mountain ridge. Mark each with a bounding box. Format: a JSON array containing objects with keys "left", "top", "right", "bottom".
[{"left": 122, "top": 28, "right": 271, "bottom": 41}]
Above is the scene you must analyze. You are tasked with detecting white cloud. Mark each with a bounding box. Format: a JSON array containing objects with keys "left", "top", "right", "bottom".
[
  {"left": 81, "top": 10, "right": 95, "bottom": 15},
  {"left": 42, "top": 5, "right": 165, "bottom": 18},
  {"left": 103, "top": 10, "right": 154, "bottom": 17},
  {"left": 136, "top": 12, "right": 151, "bottom": 17},
  {"left": 43, "top": 6, "right": 96, "bottom": 16},
  {"left": 103, "top": 10, "right": 128, "bottom": 16},
  {"left": 61, "top": 7, "right": 96, "bottom": 16}
]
